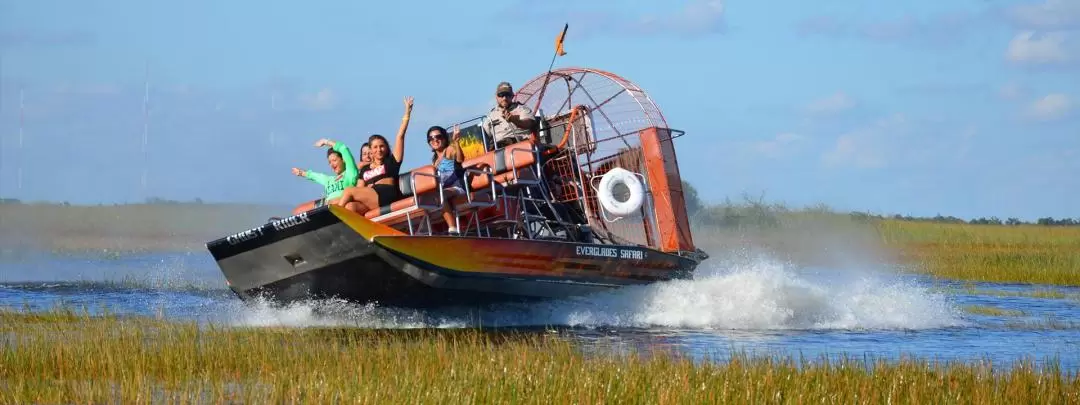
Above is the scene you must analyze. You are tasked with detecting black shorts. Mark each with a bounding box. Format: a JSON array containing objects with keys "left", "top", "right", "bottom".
[
  {"left": 495, "top": 135, "right": 527, "bottom": 149},
  {"left": 371, "top": 184, "right": 401, "bottom": 207}
]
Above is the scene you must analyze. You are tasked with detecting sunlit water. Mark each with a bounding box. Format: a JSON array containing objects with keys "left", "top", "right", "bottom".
[{"left": 2, "top": 250, "right": 1078, "bottom": 370}]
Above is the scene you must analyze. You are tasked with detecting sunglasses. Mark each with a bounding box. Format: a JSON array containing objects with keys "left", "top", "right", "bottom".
[
  {"left": 497, "top": 92, "right": 513, "bottom": 98},
  {"left": 427, "top": 135, "right": 445, "bottom": 141}
]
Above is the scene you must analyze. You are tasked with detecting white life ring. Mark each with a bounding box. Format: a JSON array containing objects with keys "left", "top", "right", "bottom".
[{"left": 597, "top": 167, "right": 644, "bottom": 216}]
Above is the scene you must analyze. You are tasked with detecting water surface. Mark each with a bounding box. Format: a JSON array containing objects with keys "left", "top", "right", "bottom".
[{"left": 2, "top": 250, "right": 1078, "bottom": 370}]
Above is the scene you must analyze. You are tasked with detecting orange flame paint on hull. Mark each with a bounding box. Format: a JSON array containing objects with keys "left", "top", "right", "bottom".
[
  {"left": 372, "top": 236, "right": 689, "bottom": 283},
  {"left": 328, "top": 205, "right": 405, "bottom": 240}
]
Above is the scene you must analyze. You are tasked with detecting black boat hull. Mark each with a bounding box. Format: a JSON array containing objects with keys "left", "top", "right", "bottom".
[{"left": 207, "top": 206, "right": 702, "bottom": 309}]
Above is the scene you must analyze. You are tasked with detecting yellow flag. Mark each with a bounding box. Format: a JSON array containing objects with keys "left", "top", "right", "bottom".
[{"left": 555, "top": 24, "right": 568, "bottom": 56}]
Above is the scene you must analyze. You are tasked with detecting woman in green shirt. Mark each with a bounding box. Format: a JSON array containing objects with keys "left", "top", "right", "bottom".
[{"left": 289, "top": 138, "right": 359, "bottom": 214}]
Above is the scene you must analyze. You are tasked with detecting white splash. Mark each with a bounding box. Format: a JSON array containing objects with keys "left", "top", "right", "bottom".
[
  {"left": 214, "top": 297, "right": 434, "bottom": 328},
  {"left": 212, "top": 255, "right": 964, "bottom": 331}
]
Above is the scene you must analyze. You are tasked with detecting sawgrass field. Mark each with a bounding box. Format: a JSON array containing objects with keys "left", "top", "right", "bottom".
[
  {"left": 1, "top": 202, "right": 1079, "bottom": 402},
  {"left": 875, "top": 219, "right": 1080, "bottom": 286},
  {"left": 690, "top": 199, "right": 1080, "bottom": 287},
  {"left": 1, "top": 308, "right": 1077, "bottom": 404}
]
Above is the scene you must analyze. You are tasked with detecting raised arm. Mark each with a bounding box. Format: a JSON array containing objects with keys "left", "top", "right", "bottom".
[
  {"left": 450, "top": 124, "right": 465, "bottom": 163},
  {"left": 504, "top": 103, "right": 535, "bottom": 131},
  {"left": 392, "top": 96, "right": 414, "bottom": 163},
  {"left": 332, "top": 141, "right": 358, "bottom": 181},
  {"left": 314, "top": 138, "right": 359, "bottom": 181},
  {"left": 293, "top": 167, "right": 332, "bottom": 186}
]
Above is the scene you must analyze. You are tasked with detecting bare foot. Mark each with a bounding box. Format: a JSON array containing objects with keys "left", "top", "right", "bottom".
[{"left": 344, "top": 202, "right": 367, "bottom": 213}]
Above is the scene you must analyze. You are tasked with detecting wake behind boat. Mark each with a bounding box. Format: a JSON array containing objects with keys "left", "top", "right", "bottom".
[{"left": 206, "top": 67, "right": 708, "bottom": 309}]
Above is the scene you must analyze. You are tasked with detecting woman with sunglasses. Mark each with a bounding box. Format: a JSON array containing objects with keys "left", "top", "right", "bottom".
[{"left": 427, "top": 124, "right": 466, "bottom": 235}]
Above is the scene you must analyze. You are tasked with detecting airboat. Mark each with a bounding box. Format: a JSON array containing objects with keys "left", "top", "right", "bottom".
[{"left": 205, "top": 67, "right": 709, "bottom": 308}]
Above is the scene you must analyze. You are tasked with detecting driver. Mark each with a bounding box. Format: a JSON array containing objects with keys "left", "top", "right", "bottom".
[{"left": 483, "top": 81, "right": 535, "bottom": 149}]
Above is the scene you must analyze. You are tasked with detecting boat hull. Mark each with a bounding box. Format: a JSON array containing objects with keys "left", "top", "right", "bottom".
[{"left": 206, "top": 206, "right": 701, "bottom": 309}]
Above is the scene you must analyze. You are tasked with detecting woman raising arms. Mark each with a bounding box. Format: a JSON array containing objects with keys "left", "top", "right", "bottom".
[
  {"left": 336, "top": 96, "right": 414, "bottom": 214},
  {"left": 288, "top": 138, "right": 359, "bottom": 215}
]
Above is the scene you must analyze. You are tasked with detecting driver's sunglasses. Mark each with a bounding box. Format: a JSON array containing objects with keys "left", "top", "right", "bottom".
[{"left": 497, "top": 92, "right": 513, "bottom": 98}]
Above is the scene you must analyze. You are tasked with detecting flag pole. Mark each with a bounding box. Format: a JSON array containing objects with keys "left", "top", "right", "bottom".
[{"left": 531, "top": 23, "right": 568, "bottom": 113}]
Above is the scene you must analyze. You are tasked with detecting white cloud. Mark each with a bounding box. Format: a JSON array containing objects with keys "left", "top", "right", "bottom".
[
  {"left": 752, "top": 133, "right": 805, "bottom": 159},
  {"left": 1006, "top": 31, "right": 1074, "bottom": 65},
  {"left": 794, "top": 12, "right": 977, "bottom": 49},
  {"left": 821, "top": 114, "right": 907, "bottom": 169},
  {"left": 1009, "top": 0, "right": 1080, "bottom": 30},
  {"left": 298, "top": 88, "right": 338, "bottom": 111},
  {"left": 672, "top": 0, "right": 726, "bottom": 33},
  {"left": 1024, "top": 93, "right": 1072, "bottom": 121},
  {"left": 804, "top": 91, "right": 856, "bottom": 116},
  {"left": 822, "top": 135, "right": 885, "bottom": 169},
  {"left": 502, "top": 0, "right": 725, "bottom": 40},
  {"left": 998, "top": 82, "right": 1028, "bottom": 100},
  {"left": 617, "top": 0, "right": 727, "bottom": 36}
]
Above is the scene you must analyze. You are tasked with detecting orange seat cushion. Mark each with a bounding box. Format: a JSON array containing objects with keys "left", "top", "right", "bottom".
[{"left": 364, "top": 141, "right": 539, "bottom": 223}]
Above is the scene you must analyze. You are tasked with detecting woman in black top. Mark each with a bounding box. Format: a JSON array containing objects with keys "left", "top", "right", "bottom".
[{"left": 336, "top": 96, "right": 413, "bottom": 215}]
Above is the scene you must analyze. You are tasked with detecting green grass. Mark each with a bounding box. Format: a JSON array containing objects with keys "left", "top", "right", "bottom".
[
  {"left": 931, "top": 286, "right": 1080, "bottom": 301},
  {"left": 3, "top": 202, "right": 1080, "bottom": 403},
  {"left": 1003, "top": 316, "right": 1080, "bottom": 331},
  {"left": 962, "top": 305, "right": 1025, "bottom": 317},
  {"left": 688, "top": 199, "right": 1080, "bottom": 286},
  {"left": 875, "top": 220, "right": 1080, "bottom": 286},
  {"left": 1, "top": 307, "right": 1077, "bottom": 404}
]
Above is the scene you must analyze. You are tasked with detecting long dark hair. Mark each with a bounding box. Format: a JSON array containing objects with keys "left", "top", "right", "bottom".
[
  {"left": 426, "top": 126, "right": 448, "bottom": 164},
  {"left": 368, "top": 134, "right": 392, "bottom": 163}
]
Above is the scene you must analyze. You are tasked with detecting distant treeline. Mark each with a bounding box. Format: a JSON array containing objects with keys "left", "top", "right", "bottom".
[{"left": 678, "top": 182, "right": 1080, "bottom": 228}]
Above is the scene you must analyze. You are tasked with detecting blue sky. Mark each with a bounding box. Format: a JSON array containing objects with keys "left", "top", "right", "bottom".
[{"left": 0, "top": 0, "right": 1077, "bottom": 221}]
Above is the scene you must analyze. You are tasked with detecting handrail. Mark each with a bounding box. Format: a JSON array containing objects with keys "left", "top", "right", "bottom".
[
  {"left": 558, "top": 105, "right": 587, "bottom": 151},
  {"left": 463, "top": 167, "right": 497, "bottom": 206},
  {"left": 410, "top": 170, "right": 445, "bottom": 209}
]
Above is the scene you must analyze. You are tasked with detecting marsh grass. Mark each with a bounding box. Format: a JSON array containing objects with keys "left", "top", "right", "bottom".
[
  {"left": 876, "top": 220, "right": 1080, "bottom": 286},
  {"left": 691, "top": 199, "right": 1080, "bottom": 286},
  {"left": 1003, "top": 316, "right": 1080, "bottom": 331},
  {"left": 963, "top": 305, "right": 1025, "bottom": 317},
  {"left": 931, "top": 286, "right": 1080, "bottom": 301},
  {"left": 1, "top": 308, "right": 1078, "bottom": 404},
  {"left": 65, "top": 274, "right": 222, "bottom": 292}
]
